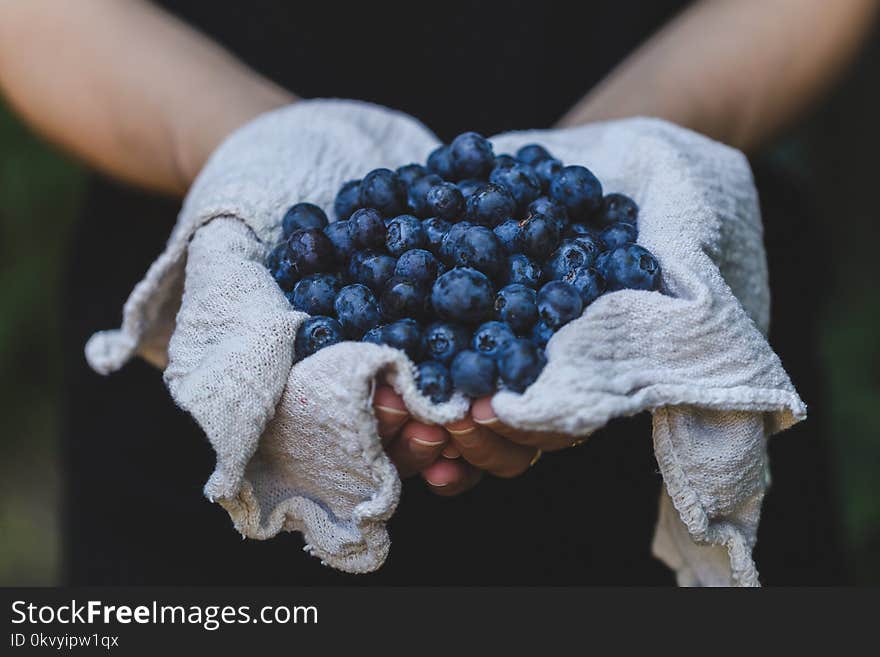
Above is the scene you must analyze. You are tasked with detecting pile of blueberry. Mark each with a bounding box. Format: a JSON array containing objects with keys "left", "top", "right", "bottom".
[{"left": 267, "top": 132, "right": 661, "bottom": 403}]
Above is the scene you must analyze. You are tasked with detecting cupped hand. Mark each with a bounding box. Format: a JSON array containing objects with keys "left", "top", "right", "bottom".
[{"left": 373, "top": 386, "right": 581, "bottom": 496}]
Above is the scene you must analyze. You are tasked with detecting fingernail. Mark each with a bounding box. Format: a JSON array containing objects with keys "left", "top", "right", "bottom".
[
  {"left": 375, "top": 405, "right": 407, "bottom": 416},
  {"left": 471, "top": 398, "right": 497, "bottom": 424},
  {"left": 411, "top": 437, "right": 446, "bottom": 448},
  {"left": 442, "top": 445, "right": 461, "bottom": 459},
  {"left": 424, "top": 478, "right": 448, "bottom": 488},
  {"left": 446, "top": 425, "right": 477, "bottom": 436}
]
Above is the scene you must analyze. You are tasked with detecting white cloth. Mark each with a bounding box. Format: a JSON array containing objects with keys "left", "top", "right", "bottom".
[{"left": 85, "top": 99, "right": 804, "bottom": 584}]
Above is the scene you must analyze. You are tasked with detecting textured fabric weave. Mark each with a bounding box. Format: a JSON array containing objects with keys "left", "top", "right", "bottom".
[{"left": 86, "top": 99, "right": 804, "bottom": 584}]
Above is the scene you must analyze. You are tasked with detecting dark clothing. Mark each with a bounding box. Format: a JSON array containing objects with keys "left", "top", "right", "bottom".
[{"left": 62, "top": 0, "right": 847, "bottom": 584}]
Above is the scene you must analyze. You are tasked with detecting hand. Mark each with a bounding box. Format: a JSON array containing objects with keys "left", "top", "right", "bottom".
[
  {"left": 444, "top": 397, "right": 577, "bottom": 470},
  {"left": 373, "top": 386, "right": 482, "bottom": 496},
  {"left": 373, "top": 386, "right": 579, "bottom": 496}
]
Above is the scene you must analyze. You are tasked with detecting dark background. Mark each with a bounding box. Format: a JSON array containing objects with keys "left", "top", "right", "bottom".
[{"left": 1, "top": 6, "right": 878, "bottom": 585}]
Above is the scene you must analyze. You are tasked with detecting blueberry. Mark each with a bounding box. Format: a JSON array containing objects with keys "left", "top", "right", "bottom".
[
  {"left": 520, "top": 214, "right": 561, "bottom": 261},
  {"left": 286, "top": 228, "right": 336, "bottom": 277},
  {"left": 449, "top": 225, "right": 505, "bottom": 281},
  {"left": 289, "top": 273, "right": 341, "bottom": 316},
  {"left": 497, "top": 338, "right": 547, "bottom": 392},
  {"left": 570, "top": 231, "right": 603, "bottom": 262},
  {"left": 596, "top": 193, "right": 638, "bottom": 227},
  {"left": 494, "top": 284, "right": 539, "bottom": 334},
  {"left": 381, "top": 318, "right": 422, "bottom": 361},
  {"left": 550, "top": 165, "right": 603, "bottom": 221},
  {"left": 564, "top": 222, "right": 594, "bottom": 238},
  {"left": 426, "top": 145, "right": 456, "bottom": 180},
  {"left": 465, "top": 183, "right": 516, "bottom": 227},
  {"left": 333, "top": 284, "right": 381, "bottom": 338},
  {"left": 334, "top": 179, "right": 362, "bottom": 220},
  {"left": 426, "top": 182, "right": 465, "bottom": 221},
  {"left": 380, "top": 276, "right": 425, "bottom": 321},
  {"left": 385, "top": 214, "right": 426, "bottom": 256},
  {"left": 416, "top": 360, "right": 454, "bottom": 403},
  {"left": 352, "top": 251, "right": 397, "bottom": 292},
  {"left": 438, "top": 221, "right": 473, "bottom": 264},
  {"left": 544, "top": 239, "right": 598, "bottom": 281},
  {"left": 270, "top": 257, "right": 298, "bottom": 291},
  {"left": 537, "top": 280, "right": 584, "bottom": 330},
  {"left": 407, "top": 173, "right": 444, "bottom": 217},
  {"left": 493, "top": 154, "right": 516, "bottom": 169},
  {"left": 493, "top": 219, "right": 524, "bottom": 255},
  {"left": 348, "top": 208, "right": 387, "bottom": 249},
  {"left": 490, "top": 163, "right": 542, "bottom": 210},
  {"left": 359, "top": 168, "right": 406, "bottom": 216},
  {"left": 534, "top": 158, "right": 563, "bottom": 192},
  {"left": 530, "top": 321, "right": 555, "bottom": 348},
  {"left": 422, "top": 217, "right": 452, "bottom": 257},
  {"left": 457, "top": 179, "right": 488, "bottom": 199},
  {"left": 282, "top": 202, "right": 328, "bottom": 237},
  {"left": 515, "top": 143, "right": 552, "bottom": 166},
  {"left": 396, "top": 163, "right": 429, "bottom": 187},
  {"left": 431, "top": 267, "right": 494, "bottom": 324},
  {"left": 362, "top": 325, "right": 385, "bottom": 345},
  {"left": 323, "top": 220, "right": 355, "bottom": 262},
  {"left": 505, "top": 254, "right": 543, "bottom": 288},
  {"left": 472, "top": 321, "right": 516, "bottom": 360},
  {"left": 450, "top": 350, "right": 497, "bottom": 397},
  {"left": 528, "top": 196, "right": 569, "bottom": 228},
  {"left": 422, "top": 322, "right": 471, "bottom": 365},
  {"left": 596, "top": 244, "right": 661, "bottom": 292},
  {"left": 600, "top": 222, "right": 638, "bottom": 250},
  {"left": 450, "top": 131, "right": 495, "bottom": 179},
  {"left": 563, "top": 266, "right": 606, "bottom": 305},
  {"left": 294, "top": 316, "right": 344, "bottom": 361},
  {"left": 395, "top": 249, "right": 440, "bottom": 288}
]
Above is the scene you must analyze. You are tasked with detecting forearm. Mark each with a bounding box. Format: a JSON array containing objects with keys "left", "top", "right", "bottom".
[
  {"left": 0, "top": 0, "right": 294, "bottom": 196},
  {"left": 559, "top": 0, "right": 879, "bottom": 152}
]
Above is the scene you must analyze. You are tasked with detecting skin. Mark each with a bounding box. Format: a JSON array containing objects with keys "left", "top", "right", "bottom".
[{"left": 1, "top": 0, "right": 876, "bottom": 493}]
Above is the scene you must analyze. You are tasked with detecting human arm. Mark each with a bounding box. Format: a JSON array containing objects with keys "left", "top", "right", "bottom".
[
  {"left": 0, "top": 0, "right": 294, "bottom": 196},
  {"left": 558, "top": 0, "right": 879, "bottom": 151}
]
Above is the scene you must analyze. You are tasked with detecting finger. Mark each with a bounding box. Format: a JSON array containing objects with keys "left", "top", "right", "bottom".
[
  {"left": 421, "top": 459, "right": 483, "bottom": 497},
  {"left": 373, "top": 385, "right": 410, "bottom": 443},
  {"left": 470, "top": 397, "right": 576, "bottom": 452},
  {"left": 445, "top": 415, "right": 536, "bottom": 478},
  {"left": 386, "top": 420, "right": 449, "bottom": 478}
]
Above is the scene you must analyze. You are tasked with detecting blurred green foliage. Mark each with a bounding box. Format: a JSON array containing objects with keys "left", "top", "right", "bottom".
[{"left": 0, "top": 104, "right": 84, "bottom": 585}]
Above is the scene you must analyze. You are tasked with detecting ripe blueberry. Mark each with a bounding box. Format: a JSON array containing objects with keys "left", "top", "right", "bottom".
[
  {"left": 334, "top": 179, "right": 362, "bottom": 220},
  {"left": 550, "top": 165, "right": 603, "bottom": 221},
  {"left": 465, "top": 183, "right": 516, "bottom": 227},
  {"left": 497, "top": 338, "right": 547, "bottom": 393},
  {"left": 422, "top": 322, "right": 471, "bottom": 365},
  {"left": 385, "top": 214, "right": 426, "bottom": 256},
  {"left": 359, "top": 168, "right": 406, "bottom": 216},
  {"left": 450, "top": 131, "right": 495, "bottom": 179},
  {"left": 426, "top": 182, "right": 465, "bottom": 221},
  {"left": 472, "top": 321, "right": 516, "bottom": 359},
  {"left": 334, "top": 284, "right": 381, "bottom": 338},
  {"left": 537, "top": 280, "right": 584, "bottom": 330},
  {"left": 495, "top": 284, "right": 539, "bottom": 334},
  {"left": 431, "top": 267, "right": 495, "bottom": 324},
  {"left": 294, "top": 316, "right": 344, "bottom": 361},
  {"left": 282, "top": 202, "right": 328, "bottom": 237},
  {"left": 289, "top": 273, "right": 341, "bottom": 316},
  {"left": 450, "top": 350, "right": 497, "bottom": 397},
  {"left": 416, "top": 360, "right": 454, "bottom": 403}
]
